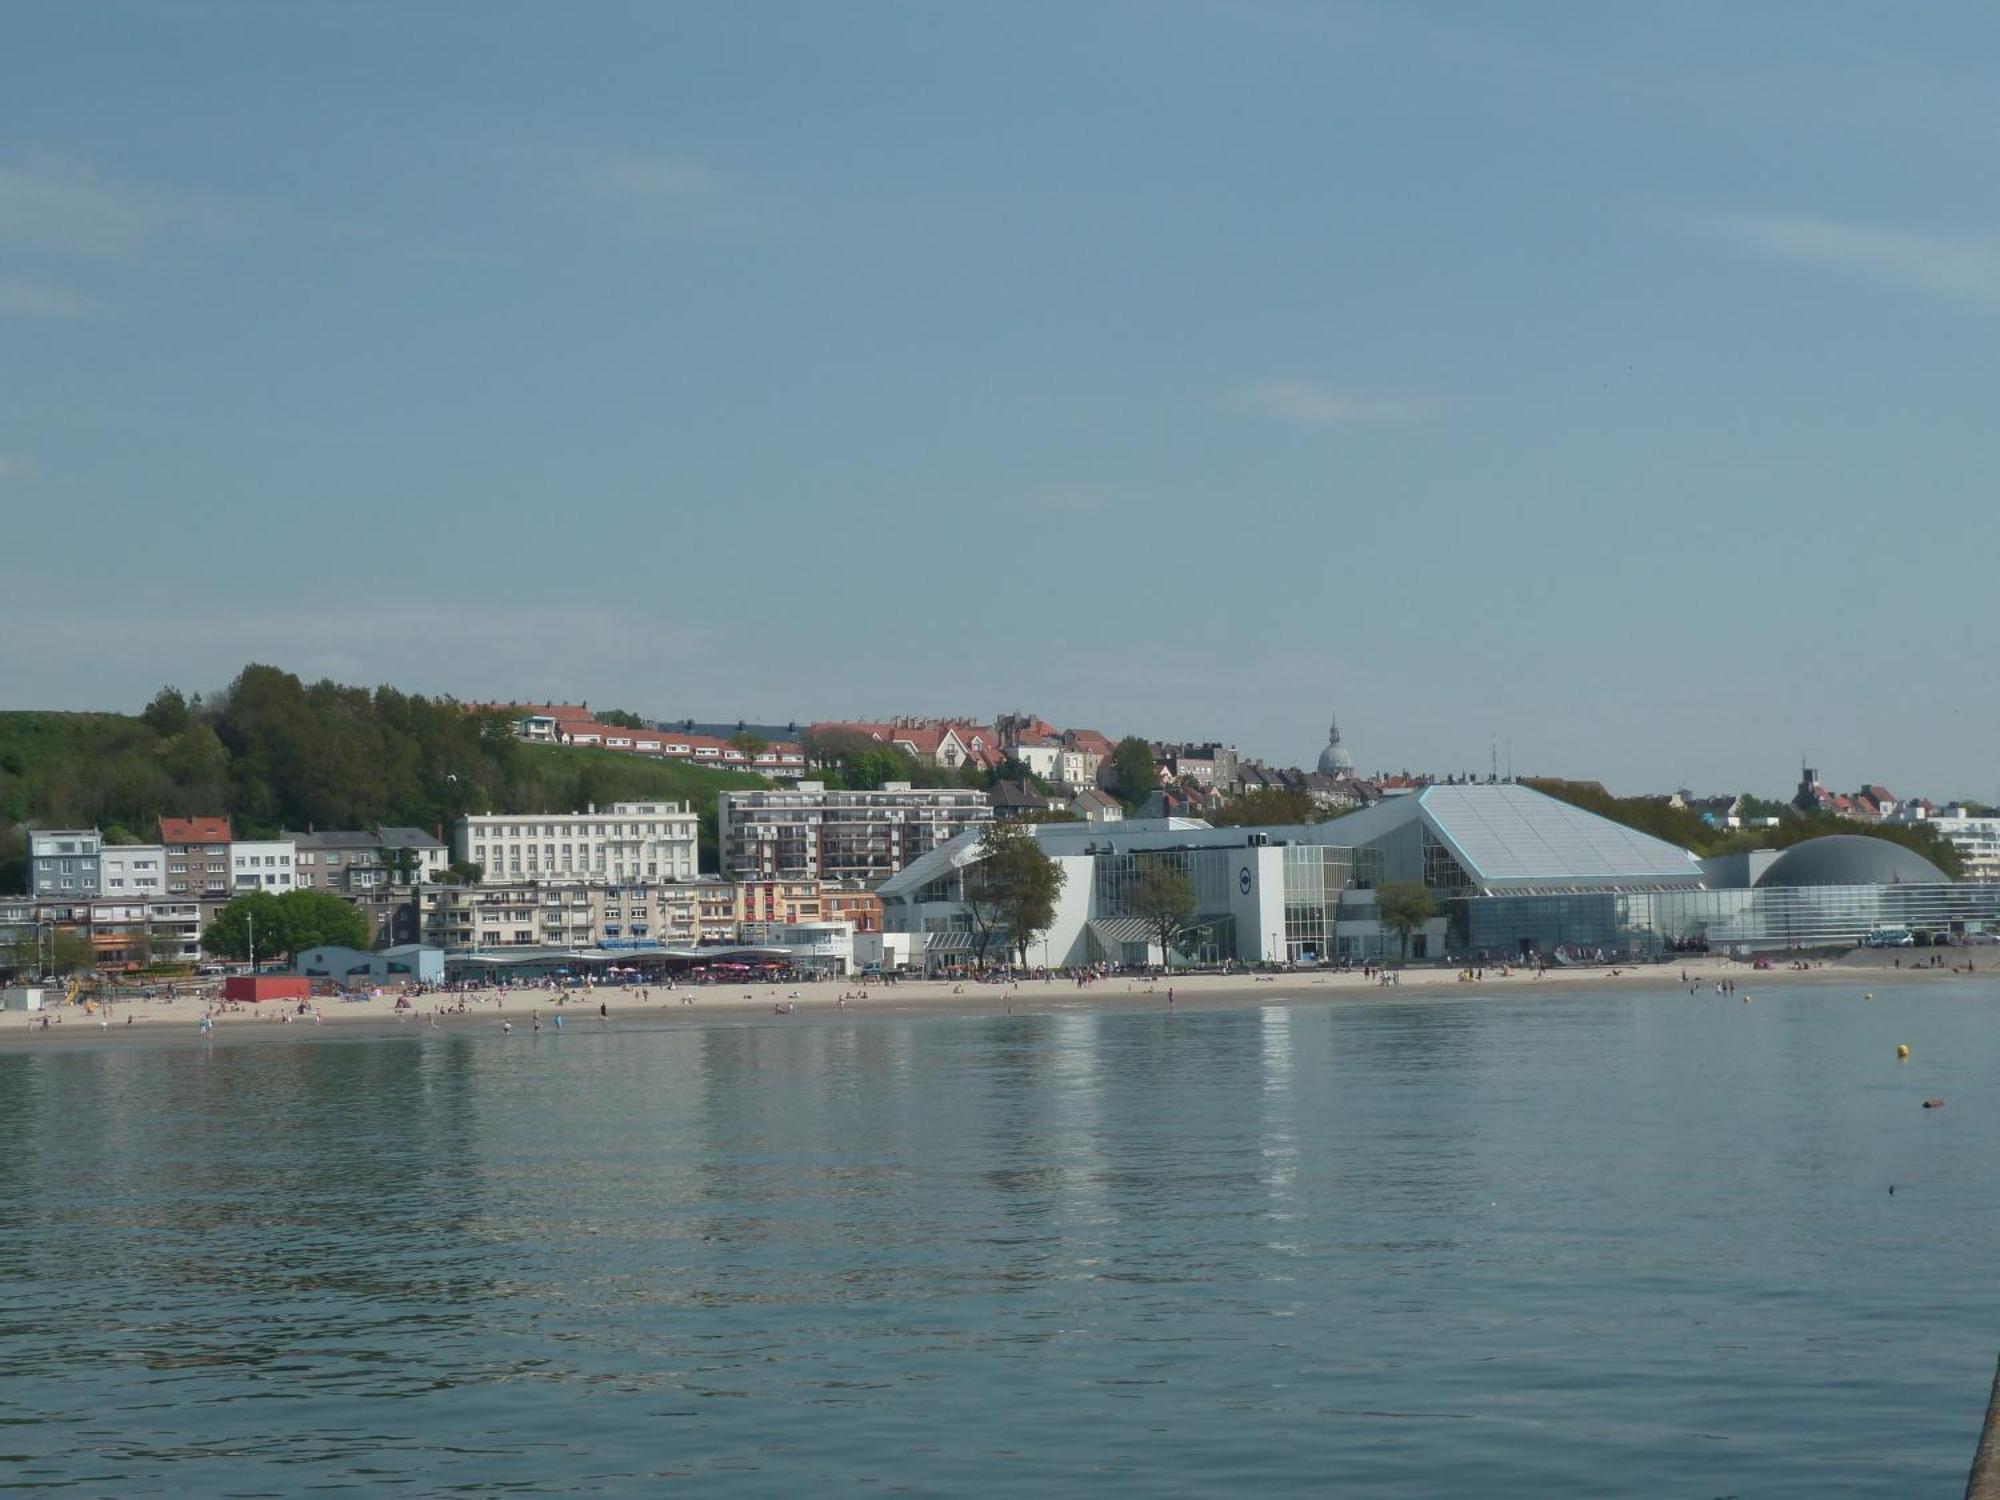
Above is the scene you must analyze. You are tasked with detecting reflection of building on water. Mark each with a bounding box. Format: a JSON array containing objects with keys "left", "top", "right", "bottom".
[{"left": 877, "top": 783, "right": 2000, "bottom": 966}]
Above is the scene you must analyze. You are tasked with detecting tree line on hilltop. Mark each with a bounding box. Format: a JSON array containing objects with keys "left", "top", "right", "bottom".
[
  {"left": 1526, "top": 778, "right": 1967, "bottom": 879},
  {"left": 0, "top": 664, "right": 768, "bottom": 891}
]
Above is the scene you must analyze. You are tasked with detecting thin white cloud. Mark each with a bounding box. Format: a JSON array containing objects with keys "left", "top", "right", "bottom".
[
  {"left": 1705, "top": 212, "right": 2000, "bottom": 310},
  {"left": 0, "top": 153, "right": 256, "bottom": 259},
  {"left": 0, "top": 155, "right": 167, "bottom": 256},
  {"left": 1235, "top": 381, "right": 1441, "bottom": 428},
  {"left": 0, "top": 453, "right": 35, "bottom": 480},
  {"left": 0, "top": 277, "right": 88, "bottom": 317},
  {"left": 578, "top": 153, "right": 778, "bottom": 237}
]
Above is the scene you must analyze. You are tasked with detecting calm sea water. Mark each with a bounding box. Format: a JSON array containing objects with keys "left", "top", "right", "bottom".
[{"left": 2, "top": 984, "right": 1996, "bottom": 1496}]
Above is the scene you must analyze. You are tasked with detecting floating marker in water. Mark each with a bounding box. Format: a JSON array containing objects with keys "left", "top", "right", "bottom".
[
  {"left": 1923, "top": 1098, "right": 1944, "bottom": 1109},
  {"left": 1896, "top": 1043, "right": 1910, "bottom": 1059}
]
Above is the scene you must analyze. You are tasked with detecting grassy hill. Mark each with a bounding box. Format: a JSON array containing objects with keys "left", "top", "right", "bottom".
[{"left": 0, "top": 666, "right": 773, "bottom": 888}]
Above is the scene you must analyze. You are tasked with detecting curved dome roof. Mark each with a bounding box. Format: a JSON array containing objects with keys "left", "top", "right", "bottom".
[{"left": 1756, "top": 835, "right": 1948, "bottom": 888}]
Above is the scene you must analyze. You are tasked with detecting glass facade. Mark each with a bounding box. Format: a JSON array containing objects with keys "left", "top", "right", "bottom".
[
  {"left": 1092, "top": 849, "right": 1240, "bottom": 961},
  {"left": 1280, "top": 845, "right": 1388, "bottom": 962},
  {"left": 1464, "top": 883, "right": 2000, "bottom": 959}
]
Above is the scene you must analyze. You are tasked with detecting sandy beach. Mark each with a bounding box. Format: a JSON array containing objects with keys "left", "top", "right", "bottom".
[{"left": 4, "top": 950, "right": 1989, "bottom": 1052}]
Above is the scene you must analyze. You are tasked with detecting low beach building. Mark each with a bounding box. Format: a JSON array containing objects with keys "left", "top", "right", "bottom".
[{"left": 294, "top": 943, "right": 445, "bottom": 985}]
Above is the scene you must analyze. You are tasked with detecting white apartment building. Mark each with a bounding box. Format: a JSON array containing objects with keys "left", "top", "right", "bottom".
[
  {"left": 718, "top": 781, "right": 993, "bottom": 885},
  {"left": 29, "top": 829, "right": 101, "bottom": 897},
  {"left": 230, "top": 839, "right": 298, "bottom": 892},
  {"left": 452, "top": 802, "right": 699, "bottom": 885},
  {"left": 100, "top": 844, "right": 167, "bottom": 897},
  {"left": 421, "top": 879, "right": 701, "bottom": 950},
  {"left": 1923, "top": 814, "right": 2000, "bottom": 882}
]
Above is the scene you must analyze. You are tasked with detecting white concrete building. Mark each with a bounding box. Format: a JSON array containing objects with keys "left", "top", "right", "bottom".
[
  {"left": 1011, "top": 742, "right": 1064, "bottom": 781},
  {"left": 29, "top": 829, "right": 101, "bottom": 897},
  {"left": 452, "top": 802, "right": 699, "bottom": 885},
  {"left": 420, "top": 878, "right": 701, "bottom": 950},
  {"left": 100, "top": 844, "right": 167, "bottom": 897},
  {"left": 1059, "top": 747, "right": 1103, "bottom": 788},
  {"left": 229, "top": 839, "right": 298, "bottom": 892},
  {"left": 1921, "top": 814, "right": 2000, "bottom": 882},
  {"left": 739, "top": 919, "right": 855, "bottom": 975}
]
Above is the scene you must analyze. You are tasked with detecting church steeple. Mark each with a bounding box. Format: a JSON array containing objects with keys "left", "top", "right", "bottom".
[{"left": 1318, "top": 714, "right": 1355, "bottom": 776}]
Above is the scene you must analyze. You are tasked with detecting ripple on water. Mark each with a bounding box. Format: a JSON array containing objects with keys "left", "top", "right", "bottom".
[{"left": 0, "top": 986, "right": 1995, "bottom": 1496}]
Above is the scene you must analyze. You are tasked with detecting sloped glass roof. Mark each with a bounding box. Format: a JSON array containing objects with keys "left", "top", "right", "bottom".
[{"left": 1419, "top": 784, "right": 1704, "bottom": 887}]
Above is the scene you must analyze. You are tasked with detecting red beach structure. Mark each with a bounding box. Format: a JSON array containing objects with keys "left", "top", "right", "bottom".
[{"left": 221, "top": 976, "right": 311, "bottom": 1004}]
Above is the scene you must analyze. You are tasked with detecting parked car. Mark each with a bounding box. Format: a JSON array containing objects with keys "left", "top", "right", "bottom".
[{"left": 1862, "top": 926, "right": 1915, "bottom": 948}]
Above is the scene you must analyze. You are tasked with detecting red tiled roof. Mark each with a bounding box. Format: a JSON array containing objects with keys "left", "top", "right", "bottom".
[{"left": 160, "top": 816, "right": 232, "bottom": 843}]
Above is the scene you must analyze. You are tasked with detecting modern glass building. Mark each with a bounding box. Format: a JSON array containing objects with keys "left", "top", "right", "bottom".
[{"left": 876, "top": 784, "right": 2000, "bottom": 967}]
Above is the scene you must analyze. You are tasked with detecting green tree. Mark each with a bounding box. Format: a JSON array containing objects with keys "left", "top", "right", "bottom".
[
  {"left": 1129, "top": 856, "right": 1196, "bottom": 967},
  {"left": 1375, "top": 882, "right": 1436, "bottom": 961},
  {"left": 278, "top": 888, "right": 371, "bottom": 953},
  {"left": 596, "top": 708, "right": 648, "bottom": 730},
  {"left": 142, "top": 686, "right": 193, "bottom": 737},
  {"left": 1209, "top": 787, "right": 1320, "bottom": 827},
  {"left": 963, "top": 821, "right": 1067, "bottom": 966},
  {"left": 730, "top": 730, "right": 770, "bottom": 757},
  {"left": 10, "top": 926, "right": 99, "bottom": 977},
  {"left": 441, "top": 859, "right": 484, "bottom": 885},
  {"left": 804, "top": 729, "right": 924, "bottom": 790},
  {"left": 202, "top": 889, "right": 288, "bottom": 962},
  {"left": 1108, "top": 737, "right": 1158, "bottom": 810}
]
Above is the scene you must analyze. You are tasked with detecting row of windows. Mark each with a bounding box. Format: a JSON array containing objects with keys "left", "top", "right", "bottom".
[{"left": 466, "top": 821, "right": 690, "bottom": 839}]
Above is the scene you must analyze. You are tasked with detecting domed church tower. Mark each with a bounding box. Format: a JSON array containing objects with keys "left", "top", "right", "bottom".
[{"left": 1317, "top": 715, "right": 1355, "bottom": 777}]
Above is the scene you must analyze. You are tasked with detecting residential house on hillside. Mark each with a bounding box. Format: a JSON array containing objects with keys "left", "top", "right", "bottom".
[
  {"left": 1070, "top": 787, "right": 1123, "bottom": 823},
  {"left": 989, "top": 780, "right": 1065, "bottom": 819},
  {"left": 476, "top": 701, "right": 803, "bottom": 775}
]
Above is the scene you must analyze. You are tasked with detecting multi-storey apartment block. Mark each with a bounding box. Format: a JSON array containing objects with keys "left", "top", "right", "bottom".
[
  {"left": 452, "top": 802, "right": 699, "bottom": 886},
  {"left": 290, "top": 827, "right": 449, "bottom": 891},
  {"left": 29, "top": 829, "right": 102, "bottom": 897},
  {"left": 718, "top": 781, "right": 992, "bottom": 885},
  {"left": 421, "top": 880, "right": 701, "bottom": 951},
  {"left": 160, "top": 817, "right": 234, "bottom": 898},
  {"left": 100, "top": 844, "right": 167, "bottom": 897},
  {"left": 229, "top": 839, "right": 298, "bottom": 892}
]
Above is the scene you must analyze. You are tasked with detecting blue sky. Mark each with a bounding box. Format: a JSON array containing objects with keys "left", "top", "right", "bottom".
[{"left": 4, "top": 1, "right": 1996, "bottom": 798}]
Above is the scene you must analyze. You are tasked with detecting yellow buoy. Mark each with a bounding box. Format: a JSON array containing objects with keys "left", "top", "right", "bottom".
[
  {"left": 1864, "top": 992, "right": 1874, "bottom": 1001},
  {"left": 1742, "top": 994, "right": 1751, "bottom": 1003},
  {"left": 1896, "top": 1044, "right": 1910, "bottom": 1060}
]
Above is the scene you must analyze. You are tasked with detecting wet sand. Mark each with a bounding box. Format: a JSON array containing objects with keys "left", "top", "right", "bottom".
[{"left": 4, "top": 953, "right": 1985, "bottom": 1054}]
